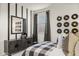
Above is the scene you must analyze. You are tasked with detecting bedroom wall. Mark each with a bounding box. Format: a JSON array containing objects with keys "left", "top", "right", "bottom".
[
  {"left": 33, "top": 4, "right": 79, "bottom": 43},
  {"left": 50, "top": 4, "right": 79, "bottom": 42},
  {"left": 0, "top": 3, "right": 8, "bottom": 55},
  {"left": 9, "top": 3, "right": 28, "bottom": 40}
]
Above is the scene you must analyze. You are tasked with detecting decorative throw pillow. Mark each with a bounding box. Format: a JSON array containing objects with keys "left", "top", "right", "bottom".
[
  {"left": 62, "top": 35, "right": 69, "bottom": 55},
  {"left": 57, "top": 35, "right": 64, "bottom": 48}
]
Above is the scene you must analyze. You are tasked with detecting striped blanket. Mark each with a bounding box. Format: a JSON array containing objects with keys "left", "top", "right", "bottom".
[{"left": 25, "top": 41, "right": 57, "bottom": 56}]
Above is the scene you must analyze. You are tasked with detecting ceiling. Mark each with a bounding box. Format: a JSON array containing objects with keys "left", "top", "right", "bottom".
[{"left": 18, "top": 3, "right": 52, "bottom": 10}]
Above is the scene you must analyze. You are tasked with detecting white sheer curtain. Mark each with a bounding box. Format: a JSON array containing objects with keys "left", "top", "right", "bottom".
[{"left": 37, "top": 12, "right": 47, "bottom": 43}]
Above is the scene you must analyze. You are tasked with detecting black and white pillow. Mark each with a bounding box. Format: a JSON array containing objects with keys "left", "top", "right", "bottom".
[{"left": 57, "top": 34, "right": 66, "bottom": 48}]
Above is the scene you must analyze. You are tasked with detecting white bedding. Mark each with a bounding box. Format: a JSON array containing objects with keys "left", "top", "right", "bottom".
[
  {"left": 25, "top": 41, "right": 65, "bottom": 56},
  {"left": 48, "top": 48, "right": 65, "bottom": 56}
]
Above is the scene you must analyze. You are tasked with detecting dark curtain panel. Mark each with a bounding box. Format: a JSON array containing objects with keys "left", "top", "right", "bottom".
[
  {"left": 23, "top": 19, "right": 26, "bottom": 33},
  {"left": 44, "top": 10, "right": 51, "bottom": 41},
  {"left": 33, "top": 14, "right": 38, "bottom": 43}
]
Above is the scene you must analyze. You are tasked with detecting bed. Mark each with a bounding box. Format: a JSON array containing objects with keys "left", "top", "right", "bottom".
[
  {"left": 22, "top": 32, "right": 79, "bottom": 56},
  {"left": 25, "top": 41, "right": 65, "bottom": 56}
]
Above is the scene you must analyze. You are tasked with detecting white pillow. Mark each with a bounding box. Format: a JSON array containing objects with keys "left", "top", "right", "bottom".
[{"left": 57, "top": 35, "right": 64, "bottom": 48}]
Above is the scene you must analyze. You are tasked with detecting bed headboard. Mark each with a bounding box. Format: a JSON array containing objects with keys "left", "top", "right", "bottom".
[{"left": 75, "top": 41, "right": 79, "bottom": 56}]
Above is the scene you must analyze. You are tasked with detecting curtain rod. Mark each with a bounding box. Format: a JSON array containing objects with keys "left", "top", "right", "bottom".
[{"left": 33, "top": 10, "right": 49, "bottom": 14}]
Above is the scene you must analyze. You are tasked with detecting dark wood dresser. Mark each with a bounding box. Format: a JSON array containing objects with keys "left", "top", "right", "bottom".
[{"left": 4, "top": 38, "right": 33, "bottom": 55}]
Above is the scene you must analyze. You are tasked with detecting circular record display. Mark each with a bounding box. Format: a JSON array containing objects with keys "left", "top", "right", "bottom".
[
  {"left": 71, "top": 14, "right": 78, "bottom": 19},
  {"left": 57, "top": 16, "right": 62, "bottom": 21},
  {"left": 64, "top": 29, "right": 69, "bottom": 34},
  {"left": 57, "top": 29, "right": 62, "bottom": 34},
  {"left": 71, "top": 21, "right": 78, "bottom": 27},
  {"left": 57, "top": 22, "right": 62, "bottom": 27},
  {"left": 64, "top": 15, "right": 69, "bottom": 20},
  {"left": 72, "top": 28, "right": 78, "bottom": 34},
  {"left": 64, "top": 22, "right": 69, "bottom": 27}
]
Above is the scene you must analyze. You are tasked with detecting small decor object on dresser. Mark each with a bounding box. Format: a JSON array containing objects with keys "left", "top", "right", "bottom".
[
  {"left": 64, "top": 29, "right": 69, "bottom": 34},
  {"left": 57, "top": 22, "right": 62, "bottom": 27},
  {"left": 71, "top": 14, "right": 78, "bottom": 19},
  {"left": 64, "top": 15, "right": 69, "bottom": 20},
  {"left": 57, "top": 16, "right": 62, "bottom": 21},
  {"left": 64, "top": 22, "right": 69, "bottom": 27},
  {"left": 71, "top": 21, "right": 78, "bottom": 27},
  {"left": 57, "top": 29, "right": 62, "bottom": 34},
  {"left": 72, "top": 28, "right": 78, "bottom": 34}
]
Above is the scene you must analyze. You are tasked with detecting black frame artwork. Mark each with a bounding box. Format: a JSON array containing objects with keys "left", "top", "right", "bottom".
[
  {"left": 57, "top": 16, "right": 62, "bottom": 21},
  {"left": 71, "top": 14, "right": 78, "bottom": 19},
  {"left": 72, "top": 28, "right": 78, "bottom": 34},
  {"left": 57, "top": 22, "right": 62, "bottom": 27},
  {"left": 11, "top": 15, "right": 24, "bottom": 34},
  {"left": 64, "top": 29, "right": 69, "bottom": 34},
  {"left": 64, "top": 15, "right": 69, "bottom": 20},
  {"left": 71, "top": 21, "right": 78, "bottom": 27},
  {"left": 57, "top": 29, "right": 62, "bottom": 34},
  {"left": 64, "top": 22, "right": 69, "bottom": 27}
]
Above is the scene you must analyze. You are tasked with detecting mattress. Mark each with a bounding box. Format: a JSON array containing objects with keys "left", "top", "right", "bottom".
[{"left": 24, "top": 41, "right": 65, "bottom": 56}]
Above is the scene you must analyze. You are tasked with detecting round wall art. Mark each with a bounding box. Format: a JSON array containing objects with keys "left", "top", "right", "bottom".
[
  {"left": 72, "top": 28, "right": 78, "bottom": 34},
  {"left": 64, "top": 29, "right": 69, "bottom": 34},
  {"left": 64, "top": 22, "right": 69, "bottom": 27},
  {"left": 57, "top": 16, "right": 62, "bottom": 21},
  {"left": 71, "top": 14, "right": 78, "bottom": 19},
  {"left": 57, "top": 22, "right": 62, "bottom": 27},
  {"left": 57, "top": 29, "right": 62, "bottom": 34},
  {"left": 71, "top": 21, "right": 78, "bottom": 27},
  {"left": 64, "top": 15, "right": 69, "bottom": 20}
]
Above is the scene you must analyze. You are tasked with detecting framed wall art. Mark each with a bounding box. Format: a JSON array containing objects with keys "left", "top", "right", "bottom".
[
  {"left": 57, "top": 22, "right": 62, "bottom": 27},
  {"left": 71, "top": 14, "right": 78, "bottom": 19},
  {"left": 57, "top": 16, "right": 62, "bottom": 21},
  {"left": 11, "top": 16, "right": 24, "bottom": 34},
  {"left": 64, "top": 15, "right": 69, "bottom": 20},
  {"left": 71, "top": 21, "right": 78, "bottom": 27},
  {"left": 72, "top": 28, "right": 78, "bottom": 34},
  {"left": 57, "top": 29, "right": 62, "bottom": 34},
  {"left": 64, "top": 29, "right": 69, "bottom": 34},
  {"left": 64, "top": 22, "right": 69, "bottom": 27}
]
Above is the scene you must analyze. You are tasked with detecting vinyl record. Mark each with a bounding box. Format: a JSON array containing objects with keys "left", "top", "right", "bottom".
[
  {"left": 64, "top": 22, "right": 69, "bottom": 27},
  {"left": 71, "top": 21, "right": 78, "bottom": 27},
  {"left": 64, "top": 29, "right": 69, "bottom": 34},
  {"left": 57, "top": 16, "right": 62, "bottom": 21},
  {"left": 72, "top": 28, "right": 78, "bottom": 34},
  {"left": 64, "top": 15, "right": 69, "bottom": 20},
  {"left": 57, "top": 29, "right": 62, "bottom": 34},
  {"left": 71, "top": 14, "right": 78, "bottom": 19},
  {"left": 57, "top": 22, "right": 62, "bottom": 27}
]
